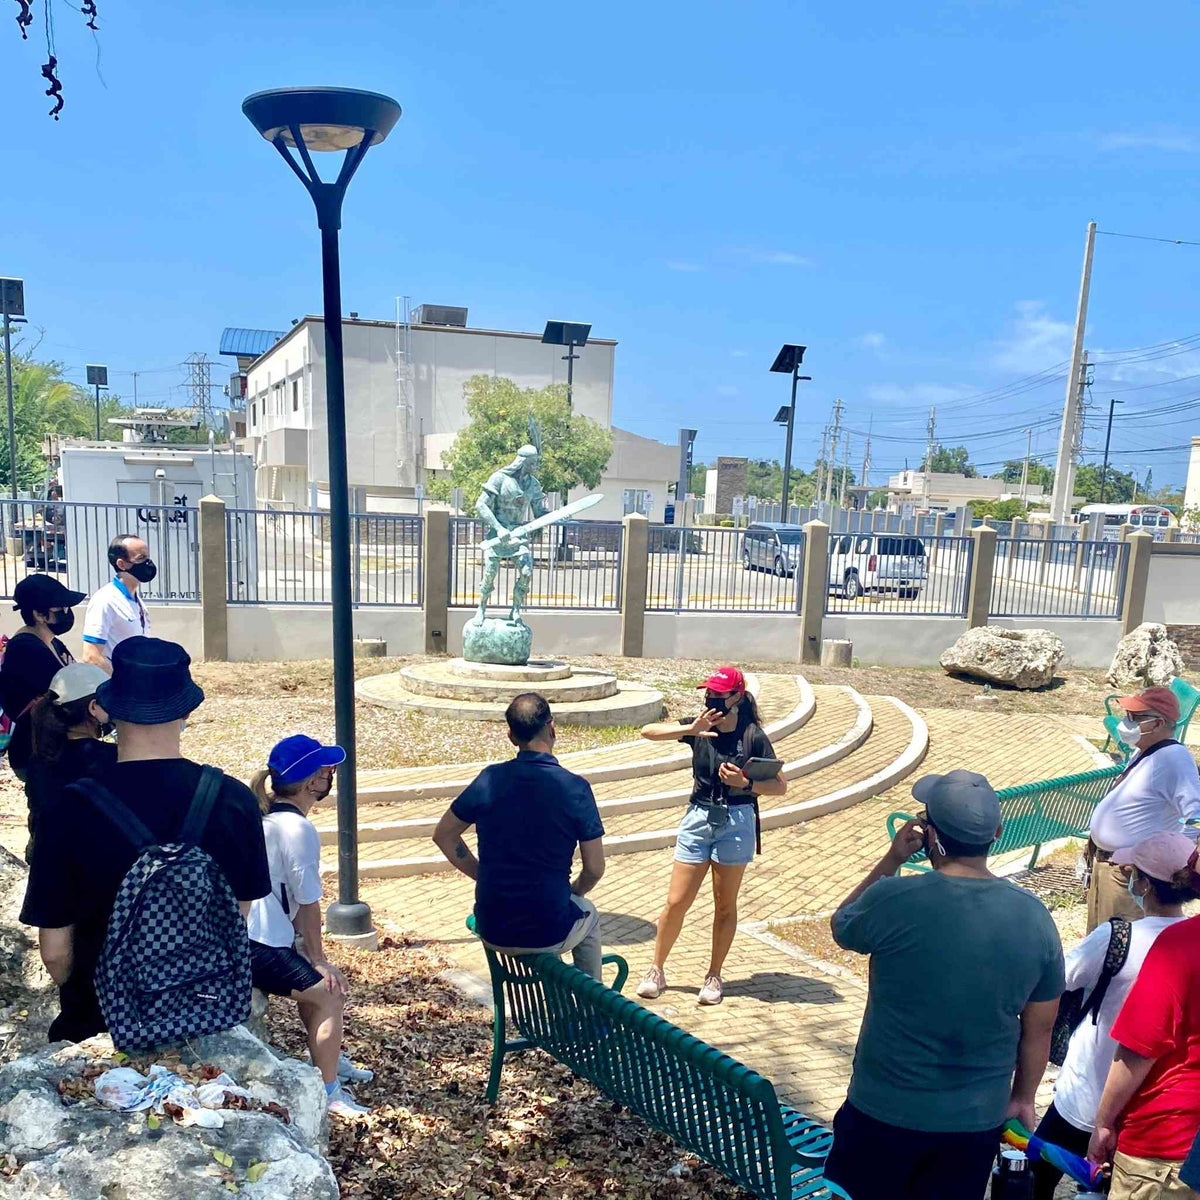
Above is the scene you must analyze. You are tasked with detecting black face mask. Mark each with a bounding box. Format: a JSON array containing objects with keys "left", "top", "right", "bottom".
[
  {"left": 125, "top": 559, "right": 157, "bottom": 584},
  {"left": 704, "top": 693, "right": 729, "bottom": 714},
  {"left": 47, "top": 611, "right": 74, "bottom": 635}
]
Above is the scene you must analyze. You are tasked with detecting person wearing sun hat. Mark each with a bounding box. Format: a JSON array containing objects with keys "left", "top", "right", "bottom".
[
  {"left": 634, "top": 666, "right": 786, "bottom": 1006},
  {"left": 248, "top": 734, "right": 371, "bottom": 1118},
  {"left": 18, "top": 636, "right": 270, "bottom": 1044},
  {"left": 1086, "top": 685, "right": 1200, "bottom": 931}
]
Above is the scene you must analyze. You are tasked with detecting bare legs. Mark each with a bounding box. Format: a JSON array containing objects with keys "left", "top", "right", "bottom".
[
  {"left": 649, "top": 860, "right": 749, "bottom": 979},
  {"left": 292, "top": 981, "right": 345, "bottom": 1085}
]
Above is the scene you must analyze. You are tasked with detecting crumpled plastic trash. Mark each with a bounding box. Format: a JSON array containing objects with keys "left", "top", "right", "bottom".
[{"left": 93, "top": 1063, "right": 252, "bottom": 1129}]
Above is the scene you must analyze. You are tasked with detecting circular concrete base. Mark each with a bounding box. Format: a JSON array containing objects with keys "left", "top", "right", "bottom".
[
  {"left": 399, "top": 661, "right": 619, "bottom": 704},
  {"left": 450, "top": 657, "right": 572, "bottom": 682}
]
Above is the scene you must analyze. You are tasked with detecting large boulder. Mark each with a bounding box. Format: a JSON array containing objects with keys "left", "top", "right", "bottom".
[
  {"left": 1107, "top": 622, "right": 1184, "bottom": 690},
  {"left": 940, "top": 627, "right": 1066, "bottom": 690}
]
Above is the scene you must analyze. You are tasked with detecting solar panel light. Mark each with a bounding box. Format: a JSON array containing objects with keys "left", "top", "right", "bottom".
[
  {"left": 542, "top": 320, "right": 591, "bottom": 346},
  {"left": 770, "top": 344, "right": 806, "bottom": 374}
]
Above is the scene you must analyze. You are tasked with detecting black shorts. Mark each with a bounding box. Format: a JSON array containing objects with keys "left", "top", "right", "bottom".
[{"left": 249, "top": 940, "right": 323, "bottom": 997}]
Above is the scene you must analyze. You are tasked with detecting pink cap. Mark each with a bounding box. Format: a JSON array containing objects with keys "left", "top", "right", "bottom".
[
  {"left": 697, "top": 666, "right": 745, "bottom": 694},
  {"left": 1112, "top": 830, "right": 1196, "bottom": 881}
]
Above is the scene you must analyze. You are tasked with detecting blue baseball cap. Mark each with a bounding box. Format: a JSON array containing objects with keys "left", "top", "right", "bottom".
[{"left": 268, "top": 734, "right": 345, "bottom": 784}]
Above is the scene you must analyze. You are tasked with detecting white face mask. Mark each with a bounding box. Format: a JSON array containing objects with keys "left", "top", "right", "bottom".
[{"left": 1116, "top": 717, "right": 1152, "bottom": 747}]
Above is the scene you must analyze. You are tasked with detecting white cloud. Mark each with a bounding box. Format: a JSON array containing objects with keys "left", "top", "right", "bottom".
[
  {"left": 991, "top": 300, "right": 1074, "bottom": 373},
  {"left": 865, "top": 383, "right": 968, "bottom": 406},
  {"left": 858, "top": 332, "right": 886, "bottom": 349},
  {"left": 743, "top": 249, "right": 811, "bottom": 266},
  {"left": 730, "top": 350, "right": 748, "bottom": 358},
  {"left": 1098, "top": 132, "right": 1198, "bottom": 153},
  {"left": 665, "top": 260, "right": 703, "bottom": 272}
]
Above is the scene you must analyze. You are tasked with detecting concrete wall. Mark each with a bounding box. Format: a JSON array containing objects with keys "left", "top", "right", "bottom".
[
  {"left": 445, "top": 609, "right": 622, "bottom": 657},
  {"left": 1145, "top": 547, "right": 1200, "bottom": 625},
  {"left": 644, "top": 613, "right": 801, "bottom": 663},
  {"left": 991, "top": 617, "right": 1122, "bottom": 669},
  {"left": 823, "top": 615, "right": 967, "bottom": 667}
]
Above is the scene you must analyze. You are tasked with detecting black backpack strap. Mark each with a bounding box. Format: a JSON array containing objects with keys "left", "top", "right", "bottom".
[
  {"left": 70, "top": 777, "right": 158, "bottom": 853},
  {"left": 178, "top": 765, "right": 223, "bottom": 845},
  {"left": 1085, "top": 917, "right": 1133, "bottom": 1027}
]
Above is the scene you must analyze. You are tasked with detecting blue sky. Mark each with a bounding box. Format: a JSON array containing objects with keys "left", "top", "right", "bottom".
[{"left": 5, "top": 0, "right": 1200, "bottom": 488}]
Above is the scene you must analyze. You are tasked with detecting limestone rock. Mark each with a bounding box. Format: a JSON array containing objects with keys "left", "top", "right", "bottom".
[
  {"left": 1106, "top": 622, "right": 1184, "bottom": 690},
  {"left": 462, "top": 614, "right": 533, "bottom": 666},
  {"left": 940, "top": 626, "right": 1066, "bottom": 690},
  {"left": 0, "top": 1034, "right": 337, "bottom": 1200}
]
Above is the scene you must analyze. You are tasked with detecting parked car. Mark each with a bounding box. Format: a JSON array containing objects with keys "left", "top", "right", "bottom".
[
  {"left": 742, "top": 522, "right": 804, "bottom": 577},
  {"left": 828, "top": 533, "right": 927, "bottom": 599}
]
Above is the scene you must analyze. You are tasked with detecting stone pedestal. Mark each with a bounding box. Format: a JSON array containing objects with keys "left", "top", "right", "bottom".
[
  {"left": 821, "top": 638, "right": 853, "bottom": 667},
  {"left": 462, "top": 614, "right": 533, "bottom": 666}
]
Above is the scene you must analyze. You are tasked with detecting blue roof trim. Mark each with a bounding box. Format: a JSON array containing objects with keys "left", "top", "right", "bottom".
[{"left": 220, "top": 327, "right": 287, "bottom": 358}]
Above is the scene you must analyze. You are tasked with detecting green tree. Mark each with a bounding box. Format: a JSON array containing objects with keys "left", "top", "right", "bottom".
[
  {"left": 1072, "top": 463, "right": 1135, "bottom": 504},
  {"left": 429, "top": 375, "right": 614, "bottom": 504},
  {"left": 689, "top": 461, "right": 708, "bottom": 496},
  {"left": 927, "top": 444, "right": 976, "bottom": 477},
  {"left": 992, "top": 459, "right": 1055, "bottom": 490}
]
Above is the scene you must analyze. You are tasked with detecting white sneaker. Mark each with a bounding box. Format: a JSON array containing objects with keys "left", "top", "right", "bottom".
[
  {"left": 636, "top": 965, "right": 667, "bottom": 999},
  {"left": 337, "top": 1053, "right": 374, "bottom": 1084},
  {"left": 698, "top": 974, "right": 724, "bottom": 1006},
  {"left": 327, "top": 1084, "right": 370, "bottom": 1118}
]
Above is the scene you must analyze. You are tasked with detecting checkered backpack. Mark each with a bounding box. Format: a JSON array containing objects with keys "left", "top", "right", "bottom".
[{"left": 74, "top": 766, "right": 252, "bottom": 1053}]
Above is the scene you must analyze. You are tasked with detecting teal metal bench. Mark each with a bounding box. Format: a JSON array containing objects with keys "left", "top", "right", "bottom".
[
  {"left": 1102, "top": 676, "right": 1200, "bottom": 759},
  {"left": 887, "top": 763, "right": 1124, "bottom": 871},
  {"left": 467, "top": 916, "right": 848, "bottom": 1199}
]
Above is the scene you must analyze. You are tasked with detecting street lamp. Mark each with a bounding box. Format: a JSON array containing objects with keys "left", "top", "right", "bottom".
[
  {"left": 242, "top": 86, "right": 401, "bottom": 946},
  {"left": 541, "top": 320, "right": 591, "bottom": 409},
  {"left": 1, "top": 278, "right": 25, "bottom": 502},
  {"left": 769, "top": 343, "right": 810, "bottom": 515},
  {"left": 86, "top": 364, "right": 108, "bottom": 440}
]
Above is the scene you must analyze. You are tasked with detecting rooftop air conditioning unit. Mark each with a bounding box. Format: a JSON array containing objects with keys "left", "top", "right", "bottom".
[{"left": 413, "top": 304, "right": 468, "bottom": 327}]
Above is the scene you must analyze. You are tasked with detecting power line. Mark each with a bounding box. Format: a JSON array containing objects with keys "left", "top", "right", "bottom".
[{"left": 1097, "top": 229, "right": 1200, "bottom": 248}]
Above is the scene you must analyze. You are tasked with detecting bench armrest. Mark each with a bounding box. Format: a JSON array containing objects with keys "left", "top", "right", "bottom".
[
  {"left": 1104, "top": 693, "right": 1123, "bottom": 720},
  {"left": 886, "top": 811, "right": 914, "bottom": 839},
  {"left": 602, "top": 954, "right": 629, "bottom": 993}
]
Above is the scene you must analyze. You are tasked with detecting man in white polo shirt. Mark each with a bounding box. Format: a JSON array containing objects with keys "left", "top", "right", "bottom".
[
  {"left": 80, "top": 534, "right": 155, "bottom": 672},
  {"left": 1087, "top": 685, "right": 1200, "bottom": 930}
]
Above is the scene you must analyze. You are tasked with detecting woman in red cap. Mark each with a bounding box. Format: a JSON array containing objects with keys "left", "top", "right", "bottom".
[{"left": 634, "top": 665, "right": 785, "bottom": 1005}]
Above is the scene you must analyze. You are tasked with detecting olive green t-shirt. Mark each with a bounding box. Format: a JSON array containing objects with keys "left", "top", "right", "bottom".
[{"left": 832, "top": 871, "right": 1065, "bottom": 1133}]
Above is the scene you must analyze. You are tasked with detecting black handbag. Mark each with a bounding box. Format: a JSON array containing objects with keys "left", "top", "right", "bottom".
[{"left": 1049, "top": 917, "right": 1132, "bottom": 1066}]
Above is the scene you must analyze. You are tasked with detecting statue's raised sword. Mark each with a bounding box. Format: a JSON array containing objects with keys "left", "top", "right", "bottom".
[{"left": 480, "top": 492, "right": 604, "bottom": 550}]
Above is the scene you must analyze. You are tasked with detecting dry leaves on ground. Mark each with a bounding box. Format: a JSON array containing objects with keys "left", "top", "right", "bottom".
[{"left": 265, "top": 935, "right": 751, "bottom": 1199}]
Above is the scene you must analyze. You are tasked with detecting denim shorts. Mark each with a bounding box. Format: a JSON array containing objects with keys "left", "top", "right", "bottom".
[{"left": 674, "top": 803, "right": 756, "bottom": 866}]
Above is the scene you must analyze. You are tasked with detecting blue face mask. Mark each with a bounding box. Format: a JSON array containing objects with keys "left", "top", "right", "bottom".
[{"left": 1127, "top": 870, "right": 1146, "bottom": 911}]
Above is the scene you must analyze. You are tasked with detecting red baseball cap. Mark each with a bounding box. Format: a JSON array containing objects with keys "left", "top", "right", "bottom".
[
  {"left": 1119, "top": 686, "right": 1180, "bottom": 725},
  {"left": 698, "top": 666, "right": 745, "bottom": 694}
]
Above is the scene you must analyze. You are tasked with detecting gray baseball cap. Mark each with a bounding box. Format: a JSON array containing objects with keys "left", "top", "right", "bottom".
[{"left": 911, "top": 769, "right": 1001, "bottom": 846}]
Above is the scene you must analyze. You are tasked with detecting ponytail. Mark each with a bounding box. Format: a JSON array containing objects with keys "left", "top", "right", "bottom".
[
  {"left": 741, "top": 690, "right": 762, "bottom": 727},
  {"left": 250, "top": 766, "right": 305, "bottom": 817}
]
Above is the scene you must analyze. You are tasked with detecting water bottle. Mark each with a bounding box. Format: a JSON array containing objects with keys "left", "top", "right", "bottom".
[{"left": 990, "top": 1149, "right": 1034, "bottom": 1198}]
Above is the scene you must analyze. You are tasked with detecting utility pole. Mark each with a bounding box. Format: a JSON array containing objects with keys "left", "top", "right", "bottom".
[
  {"left": 1050, "top": 220, "right": 1097, "bottom": 523},
  {"left": 840, "top": 434, "right": 851, "bottom": 506},
  {"left": 1099, "top": 398, "right": 1123, "bottom": 504},
  {"left": 1060, "top": 351, "right": 1090, "bottom": 517},
  {"left": 824, "top": 398, "right": 843, "bottom": 506},
  {"left": 1020, "top": 428, "right": 1032, "bottom": 503},
  {"left": 814, "top": 426, "right": 829, "bottom": 506},
  {"left": 131, "top": 371, "right": 139, "bottom": 408},
  {"left": 860, "top": 416, "right": 873, "bottom": 488},
  {"left": 921, "top": 407, "right": 937, "bottom": 509}
]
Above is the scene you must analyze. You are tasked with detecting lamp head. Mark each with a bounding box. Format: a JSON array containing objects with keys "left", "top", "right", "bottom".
[
  {"left": 242, "top": 87, "right": 401, "bottom": 152},
  {"left": 770, "top": 344, "right": 806, "bottom": 374}
]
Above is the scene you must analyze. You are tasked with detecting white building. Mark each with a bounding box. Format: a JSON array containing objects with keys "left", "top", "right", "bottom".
[
  {"left": 1184, "top": 437, "right": 1200, "bottom": 516},
  {"left": 239, "top": 309, "right": 677, "bottom": 523},
  {"left": 886, "top": 470, "right": 1045, "bottom": 512}
]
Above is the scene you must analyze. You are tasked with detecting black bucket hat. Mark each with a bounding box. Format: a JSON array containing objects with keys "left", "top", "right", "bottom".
[{"left": 96, "top": 636, "right": 205, "bottom": 725}]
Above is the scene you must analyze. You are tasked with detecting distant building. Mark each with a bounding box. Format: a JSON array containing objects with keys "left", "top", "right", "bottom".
[
  {"left": 231, "top": 309, "right": 677, "bottom": 522},
  {"left": 885, "top": 470, "right": 1045, "bottom": 512},
  {"left": 1184, "top": 437, "right": 1200, "bottom": 514}
]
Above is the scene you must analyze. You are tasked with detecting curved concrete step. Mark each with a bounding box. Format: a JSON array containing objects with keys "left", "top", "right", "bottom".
[
  {"left": 320, "top": 671, "right": 813, "bottom": 808},
  {"left": 324, "top": 684, "right": 866, "bottom": 848},
  {"left": 326, "top": 693, "right": 927, "bottom": 879}
]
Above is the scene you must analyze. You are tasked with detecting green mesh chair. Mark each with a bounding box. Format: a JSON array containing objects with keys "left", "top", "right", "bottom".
[
  {"left": 466, "top": 916, "right": 849, "bottom": 1199},
  {"left": 1102, "top": 676, "right": 1200, "bottom": 759},
  {"left": 887, "top": 763, "right": 1124, "bottom": 871}
]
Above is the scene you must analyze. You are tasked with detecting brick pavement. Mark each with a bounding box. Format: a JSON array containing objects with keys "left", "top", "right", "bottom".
[{"left": 359, "top": 702, "right": 1100, "bottom": 1124}]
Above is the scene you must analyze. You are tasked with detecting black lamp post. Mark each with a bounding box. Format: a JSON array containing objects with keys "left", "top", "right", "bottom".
[
  {"left": 542, "top": 321, "right": 591, "bottom": 409},
  {"left": 242, "top": 87, "right": 401, "bottom": 943},
  {"left": 1, "top": 278, "right": 26, "bottom": 502},
  {"left": 769, "top": 344, "right": 810, "bottom": 515},
  {"left": 86, "top": 364, "right": 108, "bottom": 439}
]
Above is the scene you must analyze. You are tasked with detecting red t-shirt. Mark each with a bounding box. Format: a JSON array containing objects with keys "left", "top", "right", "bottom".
[{"left": 1110, "top": 915, "right": 1200, "bottom": 1160}]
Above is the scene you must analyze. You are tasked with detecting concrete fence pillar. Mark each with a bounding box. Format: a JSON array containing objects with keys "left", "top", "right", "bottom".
[
  {"left": 198, "top": 494, "right": 228, "bottom": 661},
  {"left": 619, "top": 513, "right": 649, "bottom": 657},
  {"left": 423, "top": 506, "right": 451, "bottom": 655},
  {"left": 1164, "top": 526, "right": 1178, "bottom": 543},
  {"left": 966, "top": 525, "right": 997, "bottom": 627},
  {"left": 1119, "top": 522, "right": 1133, "bottom": 544},
  {"left": 800, "top": 519, "right": 829, "bottom": 664},
  {"left": 1121, "top": 531, "right": 1153, "bottom": 635},
  {"left": 929, "top": 513, "right": 946, "bottom": 571},
  {"left": 1036, "top": 521, "right": 1053, "bottom": 584}
]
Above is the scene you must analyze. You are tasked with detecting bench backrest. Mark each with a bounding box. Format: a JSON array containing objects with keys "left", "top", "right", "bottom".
[
  {"left": 1172, "top": 677, "right": 1200, "bottom": 732},
  {"left": 490, "top": 950, "right": 809, "bottom": 1200}
]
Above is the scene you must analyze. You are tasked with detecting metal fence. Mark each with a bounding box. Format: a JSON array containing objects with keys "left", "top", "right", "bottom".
[
  {"left": 0, "top": 498, "right": 199, "bottom": 603},
  {"left": 647, "top": 525, "right": 804, "bottom": 612},
  {"left": 825, "top": 532, "right": 973, "bottom": 616},
  {"left": 225, "top": 509, "right": 422, "bottom": 606},
  {"left": 448, "top": 518, "right": 623, "bottom": 610},
  {"left": 990, "top": 538, "right": 1128, "bottom": 618}
]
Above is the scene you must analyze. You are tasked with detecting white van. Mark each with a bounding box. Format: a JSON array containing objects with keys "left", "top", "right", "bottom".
[{"left": 828, "top": 533, "right": 927, "bottom": 599}]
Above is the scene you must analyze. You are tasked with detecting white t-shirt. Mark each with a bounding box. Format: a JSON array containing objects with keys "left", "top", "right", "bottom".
[
  {"left": 81, "top": 578, "right": 151, "bottom": 659},
  {"left": 246, "top": 806, "right": 324, "bottom": 948},
  {"left": 1054, "top": 914, "right": 1185, "bottom": 1132},
  {"left": 1089, "top": 742, "right": 1200, "bottom": 852}
]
